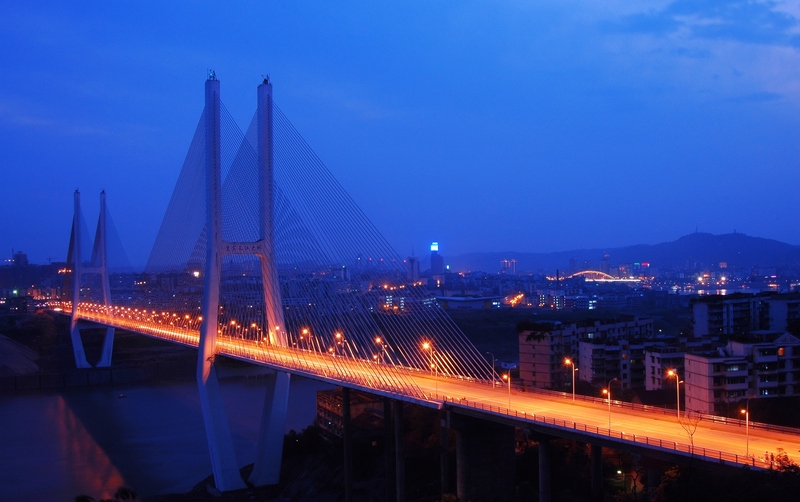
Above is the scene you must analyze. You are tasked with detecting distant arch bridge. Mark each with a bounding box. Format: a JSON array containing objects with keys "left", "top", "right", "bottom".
[{"left": 567, "top": 270, "right": 641, "bottom": 282}]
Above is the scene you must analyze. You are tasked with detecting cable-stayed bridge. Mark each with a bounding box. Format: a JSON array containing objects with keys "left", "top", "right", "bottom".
[{"left": 54, "top": 74, "right": 800, "bottom": 499}]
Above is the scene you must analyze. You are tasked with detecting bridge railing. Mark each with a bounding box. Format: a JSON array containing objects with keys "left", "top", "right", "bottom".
[
  {"left": 437, "top": 394, "right": 775, "bottom": 470},
  {"left": 476, "top": 378, "right": 800, "bottom": 438},
  {"left": 53, "top": 301, "right": 800, "bottom": 439}
]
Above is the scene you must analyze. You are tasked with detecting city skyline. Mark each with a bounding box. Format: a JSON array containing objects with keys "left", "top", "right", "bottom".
[{"left": 2, "top": 1, "right": 799, "bottom": 267}]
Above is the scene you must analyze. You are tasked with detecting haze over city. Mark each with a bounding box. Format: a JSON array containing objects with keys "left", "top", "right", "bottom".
[{"left": 2, "top": 1, "right": 799, "bottom": 266}]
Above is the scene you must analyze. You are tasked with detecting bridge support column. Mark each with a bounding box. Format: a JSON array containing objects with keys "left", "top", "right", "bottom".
[
  {"left": 394, "top": 401, "right": 406, "bottom": 502},
  {"left": 453, "top": 414, "right": 515, "bottom": 502},
  {"left": 69, "top": 324, "right": 91, "bottom": 368},
  {"left": 646, "top": 460, "right": 664, "bottom": 499},
  {"left": 196, "top": 73, "right": 245, "bottom": 493},
  {"left": 93, "top": 190, "right": 114, "bottom": 368},
  {"left": 384, "top": 398, "right": 395, "bottom": 502},
  {"left": 249, "top": 370, "right": 291, "bottom": 486},
  {"left": 96, "top": 327, "right": 115, "bottom": 367},
  {"left": 197, "top": 359, "right": 244, "bottom": 491},
  {"left": 68, "top": 190, "right": 91, "bottom": 369},
  {"left": 538, "top": 436, "right": 552, "bottom": 502},
  {"left": 439, "top": 410, "right": 450, "bottom": 498},
  {"left": 591, "top": 443, "right": 603, "bottom": 501},
  {"left": 67, "top": 189, "right": 115, "bottom": 369},
  {"left": 342, "top": 387, "right": 353, "bottom": 502}
]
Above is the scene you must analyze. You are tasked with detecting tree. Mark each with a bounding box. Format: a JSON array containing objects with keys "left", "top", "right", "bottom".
[
  {"left": 678, "top": 410, "right": 703, "bottom": 502},
  {"left": 516, "top": 321, "right": 555, "bottom": 342},
  {"left": 679, "top": 410, "right": 702, "bottom": 455}
]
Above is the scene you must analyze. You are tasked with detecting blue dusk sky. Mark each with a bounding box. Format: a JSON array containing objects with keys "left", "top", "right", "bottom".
[{"left": 1, "top": 1, "right": 799, "bottom": 266}]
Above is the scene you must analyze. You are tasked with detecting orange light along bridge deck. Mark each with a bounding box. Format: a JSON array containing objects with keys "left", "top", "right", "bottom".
[{"left": 57, "top": 301, "right": 800, "bottom": 473}]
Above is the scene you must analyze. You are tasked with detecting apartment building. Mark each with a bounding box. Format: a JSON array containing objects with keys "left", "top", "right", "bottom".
[
  {"left": 518, "top": 317, "right": 653, "bottom": 390},
  {"left": 684, "top": 333, "right": 800, "bottom": 414}
]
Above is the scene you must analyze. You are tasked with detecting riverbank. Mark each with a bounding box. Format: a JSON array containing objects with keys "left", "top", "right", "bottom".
[{"left": 0, "top": 311, "right": 204, "bottom": 392}]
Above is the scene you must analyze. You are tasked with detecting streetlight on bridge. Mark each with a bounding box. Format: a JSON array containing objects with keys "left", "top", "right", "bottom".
[
  {"left": 602, "top": 377, "right": 618, "bottom": 431},
  {"left": 423, "top": 340, "right": 437, "bottom": 396},
  {"left": 502, "top": 373, "right": 511, "bottom": 409},
  {"left": 667, "top": 369, "right": 683, "bottom": 420},
  {"left": 565, "top": 357, "right": 578, "bottom": 402},
  {"left": 740, "top": 394, "right": 754, "bottom": 457}
]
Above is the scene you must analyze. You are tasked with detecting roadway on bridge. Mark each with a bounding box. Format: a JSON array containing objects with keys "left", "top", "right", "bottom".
[
  {"left": 415, "top": 374, "right": 800, "bottom": 467},
  {"left": 73, "top": 310, "right": 800, "bottom": 469}
]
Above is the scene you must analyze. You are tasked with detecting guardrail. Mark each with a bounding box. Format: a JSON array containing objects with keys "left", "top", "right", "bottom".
[
  {"left": 59, "top": 305, "right": 800, "bottom": 440},
  {"left": 465, "top": 376, "right": 800, "bottom": 438},
  {"left": 437, "top": 393, "right": 774, "bottom": 470}
]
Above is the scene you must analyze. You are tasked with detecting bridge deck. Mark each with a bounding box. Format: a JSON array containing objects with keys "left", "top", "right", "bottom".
[{"left": 69, "top": 309, "right": 800, "bottom": 471}]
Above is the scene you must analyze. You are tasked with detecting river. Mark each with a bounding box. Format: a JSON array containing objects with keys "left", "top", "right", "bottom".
[{"left": 0, "top": 375, "right": 334, "bottom": 501}]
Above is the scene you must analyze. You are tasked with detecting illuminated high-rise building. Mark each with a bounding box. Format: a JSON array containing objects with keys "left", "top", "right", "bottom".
[{"left": 430, "top": 242, "right": 444, "bottom": 275}]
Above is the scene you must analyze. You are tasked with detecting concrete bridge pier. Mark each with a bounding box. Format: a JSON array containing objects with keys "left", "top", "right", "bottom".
[
  {"left": 394, "top": 400, "right": 406, "bottom": 502},
  {"left": 591, "top": 443, "right": 603, "bottom": 501},
  {"left": 342, "top": 387, "right": 353, "bottom": 502},
  {"left": 536, "top": 434, "right": 553, "bottom": 502},
  {"left": 645, "top": 459, "right": 665, "bottom": 499},
  {"left": 97, "top": 327, "right": 115, "bottom": 367},
  {"left": 196, "top": 355, "right": 245, "bottom": 491},
  {"left": 453, "top": 414, "right": 515, "bottom": 501},
  {"left": 440, "top": 410, "right": 451, "bottom": 498},
  {"left": 67, "top": 322, "right": 114, "bottom": 369},
  {"left": 249, "top": 370, "right": 291, "bottom": 486},
  {"left": 383, "top": 398, "right": 395, "bottom": 501},
  {"left": 68, "top": 322, "right": 91, "bottom": 368}
]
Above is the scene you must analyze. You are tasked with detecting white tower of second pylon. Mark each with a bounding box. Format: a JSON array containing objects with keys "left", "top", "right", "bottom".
[
  {"left": 196, "top": 73, "right": 291, "bottom": 491},
  {"left": 67, "top": 189, "right": 116, "bottom": 368}
]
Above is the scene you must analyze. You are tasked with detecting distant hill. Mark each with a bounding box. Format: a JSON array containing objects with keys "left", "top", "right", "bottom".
[{"left": 440, "top": 233, "right": 800, "bottom": 273}]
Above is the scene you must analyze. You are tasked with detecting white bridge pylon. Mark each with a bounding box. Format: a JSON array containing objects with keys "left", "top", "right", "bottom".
[
  {"left": 66, "top": 189, "right": 115, "bottom": 368},
  {"left": 63, "top": 73, "right": 498, "bottom": 492},
  {"left": 198, "top": 73, "right": 288, "bottom": 490}
]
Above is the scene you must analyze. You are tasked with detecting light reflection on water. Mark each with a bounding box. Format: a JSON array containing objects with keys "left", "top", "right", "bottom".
[
  {"left": 52, "top": 395, "right": 126, "bottom": 500},
  {"left": 0, "top": 375, "right": 332, "bottom": 500}
]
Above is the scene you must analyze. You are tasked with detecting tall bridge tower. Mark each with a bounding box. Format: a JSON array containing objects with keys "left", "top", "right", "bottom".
[
  {"left": 67, "top": 189, "right": 115, "bottom": 368},
  {"left": 197, "top": 73, "right": 290, "bottom": 490}
]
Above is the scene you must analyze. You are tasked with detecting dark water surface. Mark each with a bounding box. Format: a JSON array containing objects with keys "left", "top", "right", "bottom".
[{"left": 0, "top": 375, "right": 333, "bottom": 501}]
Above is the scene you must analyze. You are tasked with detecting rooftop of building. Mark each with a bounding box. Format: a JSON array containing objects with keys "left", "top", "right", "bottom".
[
  {"left": 516, "top": 315, "right": 651, "bottom": 333},
  {"left": 692, "top": 291, "right": 800, "bottom": 304}
]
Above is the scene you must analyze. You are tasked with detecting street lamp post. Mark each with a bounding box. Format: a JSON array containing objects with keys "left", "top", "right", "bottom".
[
  {"left": 565, "top": 358, "right": 577, "bottom": 402},
  {"left": 740, "top": 395, "right": 753, "bottom": 457},
  {"left": 502, "top": 373, "right": 511, "bottom": 409},
  {"left": 603, "top": 377, "right": 618, "bottom": 431},
  {"left": 667, "top": 369, "right": 683, "bottom": 420},
  {"left": 423, "top": 341, "right": 437, "bottom": 396},
  {"left": 374, "top": 336, "right": 384, "bottom": 363},
  {"left": 486, "top": 351, "right": 496, "bottom": 389}
]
